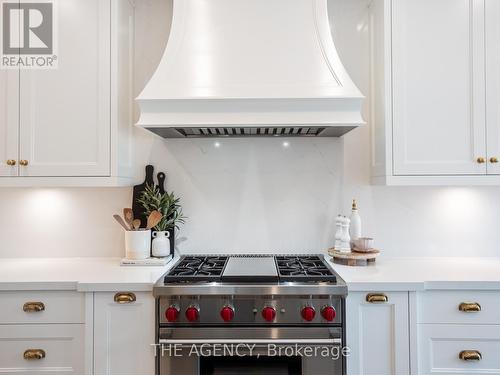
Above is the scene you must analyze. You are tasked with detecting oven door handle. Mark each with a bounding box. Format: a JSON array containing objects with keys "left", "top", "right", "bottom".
[{"left": 159, "top": 338, "right": 342, "bottom": 345}]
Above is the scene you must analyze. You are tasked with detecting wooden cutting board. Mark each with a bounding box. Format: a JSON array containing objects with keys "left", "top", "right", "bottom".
[
  {"left": 328, "top": 248, "right": 380, "bottom": 267},
  {"left": 157, "top": 172, "right": 166, "bottom": 194},
  {"left": 132, "top": 165, "right": 154, "bottom": 228}
]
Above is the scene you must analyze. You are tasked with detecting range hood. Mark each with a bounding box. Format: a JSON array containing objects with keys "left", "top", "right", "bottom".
[{"left": 136, "top": 0, "right": 364, "bottom": 138}]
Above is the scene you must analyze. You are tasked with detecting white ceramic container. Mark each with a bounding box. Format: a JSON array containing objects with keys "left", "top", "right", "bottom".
[
  {"left": 151, "top": 231, "right": 170, "bottom": 258},
  {"left": 125, "top": 230, "right": 151, "bottom": 260}
]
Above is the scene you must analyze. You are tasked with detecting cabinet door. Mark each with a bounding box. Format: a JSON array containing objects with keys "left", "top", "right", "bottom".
[
  {"left": 346, "top": 292, "right": 410, "bottom": 375},
  {"left": 18, "top": 0, "right": 111, "bottom": 177},
  {"left": 486, "top": 0, "right": 500, "bottom": 175},
  {"left": 94, "top": 292, "right": 156, "bottom": 375},
  {"left": 392, "top": 0, "right": 486, "bottom": 175},
  {"left": 0, "top": 69, "right": 19, "bottom": 177}
]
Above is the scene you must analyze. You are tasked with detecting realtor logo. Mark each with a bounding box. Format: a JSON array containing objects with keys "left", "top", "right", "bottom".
[{"left": 1, "top": 0, "right": 58, "bottom": 69}]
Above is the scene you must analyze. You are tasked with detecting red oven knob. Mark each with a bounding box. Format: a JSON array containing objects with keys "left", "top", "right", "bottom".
[
  {"left": 220, "top": 306, "right": 235, "bottom": 322},
  {"left": 321, "top": 306, "right": 336, "bottom": 321},
  {"left": 301, "top": 306, "right": 316, "bottom": 321},
  {"left": 165, "top": 306, "right": 179, "bottom": 322},
  {"left": 185, "top": 306, "right": 199, "bottom": 322},
  {"left": 262, "top": 306, "right": 276, "bottom": 322}
]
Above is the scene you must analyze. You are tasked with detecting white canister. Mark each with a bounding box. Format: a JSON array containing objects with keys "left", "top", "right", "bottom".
[
  {"left": 125, "top": 230, "right": 151, "bottom": 260},
  {"left": 152, "top": 231, "right": 171, "bottom": 258}
]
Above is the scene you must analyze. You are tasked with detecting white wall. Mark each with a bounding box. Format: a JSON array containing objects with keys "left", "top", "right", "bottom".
[{"left": 0, "top": 0, "right": 499, "bottom": 259}]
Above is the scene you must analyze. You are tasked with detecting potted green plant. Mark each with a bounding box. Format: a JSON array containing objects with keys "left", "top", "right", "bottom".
[{"left": 137, "top": 185, "right": 186, "bottom": 257}]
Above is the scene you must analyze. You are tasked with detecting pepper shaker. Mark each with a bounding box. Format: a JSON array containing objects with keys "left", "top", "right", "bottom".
[{"left": 340, "top": 216, "right": 351, "bottom": 253}]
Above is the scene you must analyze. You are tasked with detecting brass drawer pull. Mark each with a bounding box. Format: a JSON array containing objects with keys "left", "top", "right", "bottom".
[
  {"left": 459, "top": 350, "right": 482, "bottom": 361},
  {"left": 114, "top": 292, "right": 136, "bottom": 304},
  {"left": 477, "top": 157, "right": 486, "bottom": 164},
  {"left": 490, "top": 156, "right": 499, "bottom": 163},
  {"left": 459, "top": 302, "right": 481, "bottom": 312},
  {"left": 6, "top": 159, "right": 16, "bottom": 166},
  {"left": 366, "top": 293, "right": 388, "bottom": 303},
  {"left": 23, "top": 302, "right": 45, "bottom": 312},
  {"left": 19, "top": 159, "right": 29, "bottom": 166},
  {"left": 24, "top": 349, "right": 46, "bottom": 360}
]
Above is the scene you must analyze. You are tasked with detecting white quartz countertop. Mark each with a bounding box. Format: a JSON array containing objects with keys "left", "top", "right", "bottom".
[
  {"left": 0, "top": 256, "right": 500, "bottom": 292},
  {"left": 327, "top": 256, "right": 500, "bottom": 291},
  {"left": 0, "top": 257, "right": 174, "bottom": 292}
]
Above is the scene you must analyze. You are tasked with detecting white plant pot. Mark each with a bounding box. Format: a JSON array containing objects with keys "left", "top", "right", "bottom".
[
  {"left": 152, "top": 231, "right": 170, "bottom": 258},
  {"left": 125, "top": 230, "right": 151, "bottom": 260}
]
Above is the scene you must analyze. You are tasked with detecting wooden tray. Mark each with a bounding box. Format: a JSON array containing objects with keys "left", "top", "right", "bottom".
[{"left": 328, "top": 248, "right": 380, "bottom": 267}]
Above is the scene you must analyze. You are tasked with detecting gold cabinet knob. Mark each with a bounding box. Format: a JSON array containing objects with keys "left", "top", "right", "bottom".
[
  {"left": 19, "top": 160, "right": 29, "bottom": 166},
  {"left": 23, "top": 302, "right": 45, "bottom": 312},
  {"left": 459, "top": 350, "right": 482, "bottom": 361},
  {"left": 490, "top": 157, "right": 499, "bottom": 163},
  {"left": 477, "top": 157, "right": 486, "bottom": 164},
  {"left": 23, "top": 349, "right": 46, "bottom": 360},
  {"left": 366, "top": 293, "right": 388, "bottom": 303},
  {"left": 114, "top": 292, "right": 136, "bottom": 304},
  {"left": 6, "top": 159, "right": 16, "bottom": 166}
]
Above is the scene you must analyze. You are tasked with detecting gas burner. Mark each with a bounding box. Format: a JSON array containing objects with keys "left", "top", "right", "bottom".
[
  {"left": 164, "top": 256, "right": 229, "bottom": 282},
  {"left": 275, "top": 256, "right": 337, "bottom": 282}
]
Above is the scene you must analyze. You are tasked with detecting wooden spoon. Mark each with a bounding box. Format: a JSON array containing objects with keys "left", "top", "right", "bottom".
[
  {"left": 132, "top": 219, "right": 141, "bottom": 231},
  {"left": 146, "top": 210, "right": 162, "bottom": 230},
  {"left": 123, "top": 208, "right": 134, "bottom": 230},
  {"left": 113, "top": 214, "right": 130, "bottom": 231}
]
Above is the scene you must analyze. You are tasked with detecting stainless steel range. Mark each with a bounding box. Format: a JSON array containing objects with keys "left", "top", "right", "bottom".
[{"left": 153, "top": 255, "right": 347, "bottom": 375}]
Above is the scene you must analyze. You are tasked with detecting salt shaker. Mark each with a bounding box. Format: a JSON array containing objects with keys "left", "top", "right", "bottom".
[
  {"left": 340, "top": 216, "right": 351, "bottom": 253},
  {"left": 334, "top": 215, "right": 343, "bottom": 250}
]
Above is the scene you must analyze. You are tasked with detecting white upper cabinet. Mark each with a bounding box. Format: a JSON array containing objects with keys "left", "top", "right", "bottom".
[
  {"left": 371, "top": 0, "right": 500, "bottom": 184},
  {"left": 0, "top": 0, "right": 134, "bottom": 186},
  {"left": 392, "top": 0, "right": 485, "bottom": 176},
  {"left": 19, "top": 0, "right": 111, "bottom": 177},
  {"left": 0, "top": 70, "right": 19, "bottom": 177},
  {"left": 486, "top": 0, "right": 500, "bottom": 175}
]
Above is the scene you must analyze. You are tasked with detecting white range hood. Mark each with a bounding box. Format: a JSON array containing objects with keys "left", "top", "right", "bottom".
[{"left": 136, "top": 0, "right": 364, "bottom": 138}]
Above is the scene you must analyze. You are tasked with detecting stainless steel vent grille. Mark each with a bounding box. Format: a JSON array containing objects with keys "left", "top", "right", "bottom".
[{"left": 175, "top": 127, "right": 326, "bottom": 137}]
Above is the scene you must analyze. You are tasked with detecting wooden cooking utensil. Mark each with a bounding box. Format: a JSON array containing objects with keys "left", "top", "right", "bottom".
[
  {"left": 132, "top": 219, "right": 141, "bottom": 231},
  {"left": 146, "top": 210, "right": 162, "bottom": 230},
  {"left": 113, "top": 215, "right": 130, "bottom": 231},
  {"left": 123, "top": 208, "right": 134, "bottom": 230}
]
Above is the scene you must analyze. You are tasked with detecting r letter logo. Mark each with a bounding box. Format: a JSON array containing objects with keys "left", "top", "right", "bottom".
[{"left": 1, "top": 0, "right": 58, "bottom": 69}]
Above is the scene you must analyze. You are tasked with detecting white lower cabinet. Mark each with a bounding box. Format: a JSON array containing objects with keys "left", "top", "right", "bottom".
[
  {"left": 0, "top": 324, "right": 85, "bottom": 374},
  {"left": 419, "top": 325, "right": 500, "bottom": 375},
  {"left": 94, "top": 292, "right": 156, "bottom": 375},
  {"left": 346, "top": 291, "right": 410, "bottom": 375},
  {"left": 0, "top": 291, "right": 93, "bottom": 375},
  {"left": 416, "top": 290, "right": 500, "bottom": 375}
]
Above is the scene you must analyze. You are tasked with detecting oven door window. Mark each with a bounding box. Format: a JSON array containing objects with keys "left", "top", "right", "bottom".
[{"left": 200, "top": 356, "right": 302, "bottom": 375}]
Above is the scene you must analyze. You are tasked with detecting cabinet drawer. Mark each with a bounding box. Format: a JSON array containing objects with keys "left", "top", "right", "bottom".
[
  {"left": 418, "top": 291, "right": 500, "bottom": 324},
  {"left": 0, "top": 291, "right": 85, "bottom": 324},
  {"left": 419, "top": 324, "right": 500, "bottom": 374},
  {"left": 0, "top": 324, "right": 84, "bottom": 374}
]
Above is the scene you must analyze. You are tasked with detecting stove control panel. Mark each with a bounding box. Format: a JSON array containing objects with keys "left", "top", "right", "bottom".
[{"left": 160, "top": 296, "right": 342, "bottom": 326}]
